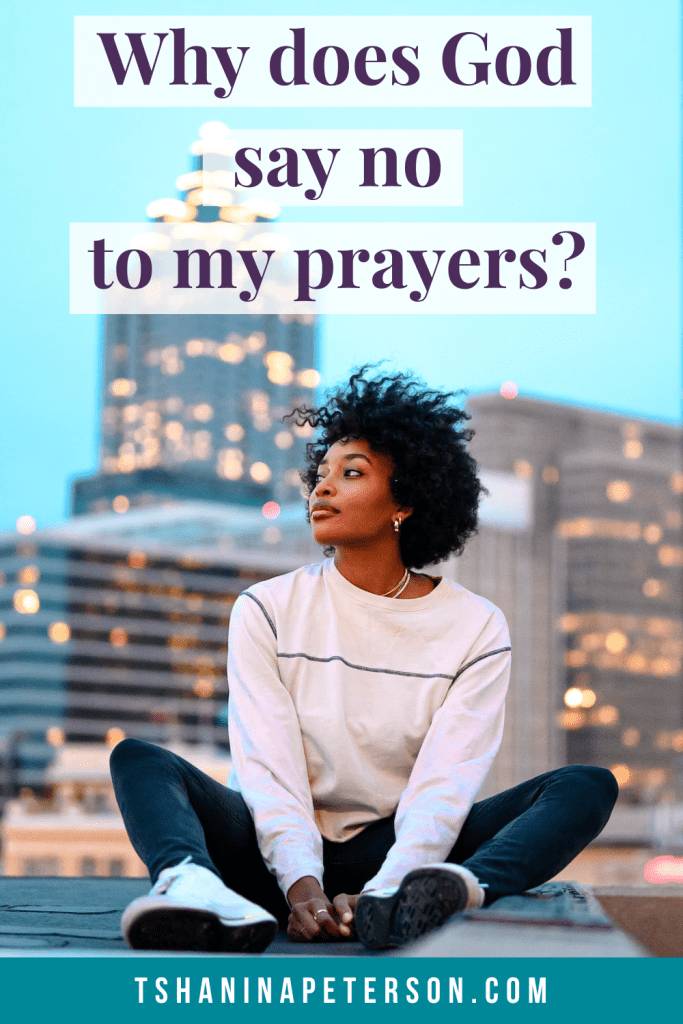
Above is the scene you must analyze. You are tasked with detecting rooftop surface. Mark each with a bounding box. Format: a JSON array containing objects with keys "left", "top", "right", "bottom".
[{"left": 1, "top": 878, "right": 678, "bottom": 957}]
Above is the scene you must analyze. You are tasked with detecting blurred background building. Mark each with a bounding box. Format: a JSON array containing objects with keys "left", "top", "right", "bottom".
[{"left": 0, "top": 123, "right": 681, "bottom": 883}]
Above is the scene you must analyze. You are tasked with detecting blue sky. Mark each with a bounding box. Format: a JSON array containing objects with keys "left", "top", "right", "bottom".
[{"left": 1, "top": 0, "right": 680, "bottom": 532}]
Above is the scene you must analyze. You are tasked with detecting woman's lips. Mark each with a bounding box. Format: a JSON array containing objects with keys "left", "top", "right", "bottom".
[{"left": 311, "top": 508, "right": 338, "bottom": 520}]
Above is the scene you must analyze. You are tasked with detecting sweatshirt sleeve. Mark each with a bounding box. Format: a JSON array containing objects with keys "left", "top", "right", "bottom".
[
  {"left": 227, "top": 591, "right": 324, "bottom": 899},
  {"left": 362, "top": 607, "right": 511, "bottom": 892}
]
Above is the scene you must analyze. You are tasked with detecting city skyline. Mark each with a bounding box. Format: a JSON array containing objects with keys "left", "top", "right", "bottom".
[{"left": 2, "top": 0, "right": 681, "bottom": 533}]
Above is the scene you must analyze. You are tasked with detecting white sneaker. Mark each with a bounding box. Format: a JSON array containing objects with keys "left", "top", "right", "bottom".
[
  {"left": 355, "top": 863, "right": 485, "bottom": 950},
  {"left": 121, "top": 857, "right": 279, "bottom": 952}
]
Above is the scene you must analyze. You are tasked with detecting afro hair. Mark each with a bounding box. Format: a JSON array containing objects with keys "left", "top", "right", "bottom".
[{"left": 287, "top": 366, "right": 484, "bottom": 569}]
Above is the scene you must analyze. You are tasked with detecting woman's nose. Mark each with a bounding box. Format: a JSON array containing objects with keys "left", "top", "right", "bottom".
[{"left": 315, "top": 476, "right": 334, "bottom": 496}]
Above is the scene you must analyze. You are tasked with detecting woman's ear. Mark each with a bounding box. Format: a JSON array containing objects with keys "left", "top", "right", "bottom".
[{"left": 397, "top": 507, "right": 414, "bottom": 522}]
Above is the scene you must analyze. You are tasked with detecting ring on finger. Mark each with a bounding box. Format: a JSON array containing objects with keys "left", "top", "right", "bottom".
[{"left": 312, "top": 909, "right": 326, "bottom": 922}]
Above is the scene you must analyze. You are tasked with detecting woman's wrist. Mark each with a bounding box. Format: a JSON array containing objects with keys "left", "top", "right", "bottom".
[{"left": 287, "top": 875, "right": 326, "bottom": 907}]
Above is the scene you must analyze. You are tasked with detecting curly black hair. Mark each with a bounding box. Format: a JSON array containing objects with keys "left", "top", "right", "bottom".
[{"left": 286, "top": 366, "right": 484, "bottom": 569}]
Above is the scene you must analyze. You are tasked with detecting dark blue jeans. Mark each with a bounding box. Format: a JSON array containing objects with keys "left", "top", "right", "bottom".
[{"left": 110, "top": 738, "right": 617, "bottom": 928}]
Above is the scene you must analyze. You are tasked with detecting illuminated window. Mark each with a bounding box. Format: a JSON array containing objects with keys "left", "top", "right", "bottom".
[
  {"left": 193, "top": 430, "right": 212, "bottom": 458},
  {"left": 605, "top": 631, "right": 628, "bottom": 654},
  {"left": 48, "top": 622, "right": 71, "bottom": 644},
  {"left": 127, "top": 551, "right": 147, "bottom": 569},
  {"left": 146, "top": 198, "right": 193, "bottom": 222},
  {"left": 109, "top": 629, "right": 128, "bottom": 647},
  {"left": 626, "top": 653, "right": 647, "bottom": 672},
  {"left": 0, "top": 623, "right": 5, "bottom": 641},
  {"left": 610, "top": 764, "right": 631, "bottom": 787},
  {"left": 217, "top": 448, "right": 244, "bottom": 480},
  {"left": 193, "top": 678, "right": 214, "bottom": 698},
  {"left": 112, "top": 495, "right": 130, "bottom": 514},
  {"left": 106, "top": 728, "right": 126, "bottom": 748},
  {"left": 297, "top": 369, "right": 321, "bottom": 388},
  {"left": 622, "top": 728, "right": 640, "bottom": 748},
  {"left": 670, "top": 473, "right": 683, "bottom": 494},
  {"left": 110, "top": 378, "right": 137, "bottom": 398},
  {"left": 218, "top": 342, "right": 244, "bottom": 363},
  {"left": 565, "top": 651, "right": 587, "bottom": 668},
  {"left": 513, "top": 460, "right": 533, "bottom": 479},
  {"left": 16, "top": 515, "right": 36, "bottom": 535},
  {"left": 165, "top": 421, "right": 183, "bottom": 441},
  {"left": 117, "top": 455, "right": 136, "bottom": 473},
  {"left": 46, "top": 727, "right": 65, "bottom": 747},
  {"left": 193, "top": 403, "right": 214, "bottom": 422},
  {"left": 563, "top": 688, "right": 582, "bottom": 708},
  {"left": 542, "top": 465, "right": 559, "bottom": 484},
  {"left": 225, "top": 423, "right": 244, "bottom": 442},
  {"left": 665, "top": 509, "right": 682, "bottom": 529},
  {"left": 556, "top": 518, "right": 641, "bottom": 540},
  {"left": 245, "top": 331, "right": 266, "bottom": 353},
  {"left": 264, "top": 351, "right": 294, "bottom": 385},
  {"left": 18, "top": 566, "right": 40, "bottom": 585},
  {"left": 659, "top": 545, "right": 683, "bottom": 567},
  {"left": 123, "top": 404, "right": 140, "bottom": 423},
  {"left": 558, "top": 709, "right": 584, "bottom": 730},
  {"left": 606, "top": 480, "right": 632, "bottom": 503},
  {"left": 643, "top": 524, "right": 662, "bottom": 544},
  {"left": 623, "top": 440, "right": 643, "bottom": 459},
  {"left": 595, "top": 705, "right": 619, "bottom": 726},
  {"left": 14, "top": 589, "right": 40, "bottom": 614},
  {"left": 275, "top": 430, "right": 294, "bottom": 450},
  {"left": 250, "top": 462, "right": 272, "bottom": 484}
]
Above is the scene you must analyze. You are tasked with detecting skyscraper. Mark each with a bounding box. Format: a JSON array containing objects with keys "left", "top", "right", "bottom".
[
  {"left": 72, "top": 122, "right": 318, "bottom": 516},
  {"left": 450, "top": 393, "right": 683, "bottom": 807}
]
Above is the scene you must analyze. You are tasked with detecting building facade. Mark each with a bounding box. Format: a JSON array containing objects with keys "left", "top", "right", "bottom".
[
  {"left": 0, "top": 506, "right": 319, "bottom": 790},
  {"left": 72, "top": 123, "right": 318, "bottom": 517},
  {"left": 448, "top": 393, "right": 683, "bottom": 807}
]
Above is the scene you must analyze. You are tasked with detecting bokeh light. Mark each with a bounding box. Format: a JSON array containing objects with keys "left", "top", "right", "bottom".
[
  {"left": 45, "top": 726, "right": 66, "bottom": 747},
  {"left": 48, "top": 622, "right": 71, "bottom": 644},
  {"left": 262, "top": 502, "right": 281, "bottom": 520},
  {"left": 500, "top": 381, "right": 518, "bottom": 399},
  {"left": 14, "top": 589, "right": 39, "bottom": 614},
  {"left": 610, "top": 763, "right": 631, "bottom": 787},
  {"left": 16, "top": 515, "right": 36, "bottom": 535},
  {"left": 106, "top": 727, "right": 126, "bottom": 748},
  {"left": 644, "top": 856, "right": 683, "bottom": 884}
]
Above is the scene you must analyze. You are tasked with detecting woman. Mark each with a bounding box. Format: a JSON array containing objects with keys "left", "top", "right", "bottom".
[{"left": 111, "top": 368, "right": 618, "bottom": 953}]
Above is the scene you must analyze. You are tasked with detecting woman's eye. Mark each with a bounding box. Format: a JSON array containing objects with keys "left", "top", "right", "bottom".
[{"left": 345, "top": 469, "right": 362, "bottom": 477}]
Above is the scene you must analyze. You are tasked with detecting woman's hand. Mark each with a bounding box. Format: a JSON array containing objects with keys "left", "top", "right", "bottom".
[{"left": 286, "top": 877, "right": 359, "bottom": 942}]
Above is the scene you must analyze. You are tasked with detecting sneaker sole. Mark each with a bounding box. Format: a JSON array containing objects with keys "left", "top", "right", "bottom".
[
  {"left": 125, "top": 904, "right": 278, "bottom": 953},
  {"left": 356, "top": 867, "right": 469, "bottom": 950}
]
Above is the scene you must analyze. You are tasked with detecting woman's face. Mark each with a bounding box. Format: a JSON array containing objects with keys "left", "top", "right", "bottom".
[{"left": 308, "top": 438, "right": 409, "bottom": 549}]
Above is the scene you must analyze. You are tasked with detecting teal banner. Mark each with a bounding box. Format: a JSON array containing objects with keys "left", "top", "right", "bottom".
[{"left": 0, "top": 956, "right": 679, "bottom": 1023}]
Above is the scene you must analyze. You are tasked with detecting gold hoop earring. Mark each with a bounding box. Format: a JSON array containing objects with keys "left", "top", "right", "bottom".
[{"left": 393, "top": 518, "right": 401, "bottom": 533}]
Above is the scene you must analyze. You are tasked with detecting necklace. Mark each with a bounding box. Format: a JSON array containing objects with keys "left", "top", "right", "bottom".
[{"left": 381, "top": 567, "right": 410, "bottom": 598}]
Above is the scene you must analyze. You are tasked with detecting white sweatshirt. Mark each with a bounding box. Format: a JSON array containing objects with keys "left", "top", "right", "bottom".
[{"left": 226, "top": 558, "right": 511, "bottom": 899}]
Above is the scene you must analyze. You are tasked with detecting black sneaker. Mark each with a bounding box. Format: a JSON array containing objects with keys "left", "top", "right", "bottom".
[{"left": 355, "top": 863, "right": 484, "bottom": 950}]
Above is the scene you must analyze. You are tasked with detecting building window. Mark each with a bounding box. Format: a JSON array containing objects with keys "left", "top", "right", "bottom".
[{"left": 23, "top": 858, "right": 60, "bottom": 876}]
